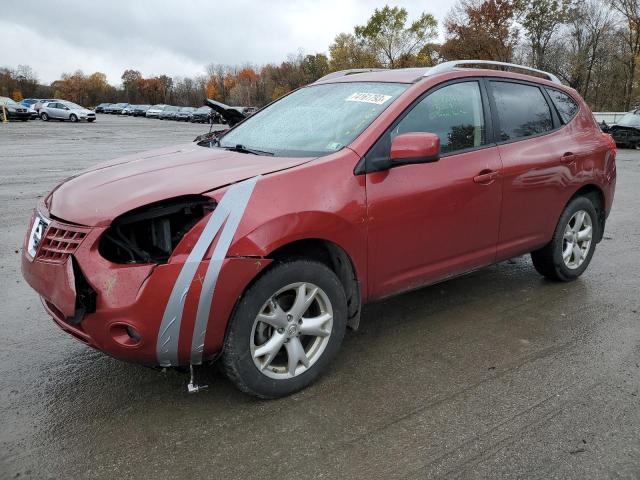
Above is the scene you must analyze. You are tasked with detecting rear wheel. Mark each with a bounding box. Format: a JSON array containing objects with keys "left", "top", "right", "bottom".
[
  {"left": 40, "top": 112, "right": 49, "bottom": 121},
  {"left": 222, "top": 260, "right": 347, "bottom": 398},
  {"left": 531, "top": 196, "right": 598, "bottom": 281}
]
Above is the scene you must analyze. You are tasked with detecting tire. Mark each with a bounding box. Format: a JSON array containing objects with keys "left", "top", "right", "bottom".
[
  {"left": 531, "top": 196, "right": 598, "bottom": 281},
  {"left": 69, "top": 114, "right": 78, "bottom": 122},
  {"left": 222, "top": 260, "right": 347, "bottom": 398},
  {"left": 40, "top": 112, "right": 49, "bottom": 121},
  {"left": 87, "top": 118, "right": 95, "bottom": 122},
  {"left": 21, "top": 118, "right": 28, "bottom": 122}
]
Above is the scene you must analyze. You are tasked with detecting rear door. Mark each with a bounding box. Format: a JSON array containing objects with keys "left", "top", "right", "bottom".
[
  {"left": 365, "top": 79, "right": 503, "bottom": 299},
  {"left": 487, "top": 80, "right": 582, "bottom": 260}
]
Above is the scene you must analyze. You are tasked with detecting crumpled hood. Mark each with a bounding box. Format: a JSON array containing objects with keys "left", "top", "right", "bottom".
[{"left": 48, "top": 143, "right": 312, "bottom": 226}]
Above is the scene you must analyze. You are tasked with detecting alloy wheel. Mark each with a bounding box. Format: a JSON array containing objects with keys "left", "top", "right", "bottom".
[
  {"left": 562, "top": 209, "right": 593, "bottom": 269},
  {"left": 250, "top": 282, "right": 333, "bottom": 379}
]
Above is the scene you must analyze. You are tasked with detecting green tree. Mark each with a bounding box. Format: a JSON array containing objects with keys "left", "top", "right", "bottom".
[
  {"left": 354, "top": 6, "right": 438, "bottom": 68},
  {"left": 328, "top": 33, "right": 380, "bottom": 70},
  {"left": 521, "top": 0, "right": 573, "bottom": 69}
]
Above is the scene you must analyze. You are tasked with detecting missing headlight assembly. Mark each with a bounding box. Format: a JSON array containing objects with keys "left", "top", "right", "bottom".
[{"left": 99, "top": 195, "right": 216, "bottom": 264}]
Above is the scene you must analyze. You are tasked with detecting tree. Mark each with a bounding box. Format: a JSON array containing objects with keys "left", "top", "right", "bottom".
[
  {"left": 609, "top": 0, "right": 640, "bottom": 110},
  {"left": 121, "top": 69, "right": 143, "bottom": 103},
  {"left": 521, "top": 0, "right": 573, "bottom": 69},
  {"left": 441, "top": 0, "right": 520, "bottom": 62},
  {"left": 302, "top": 54, "right": 330, "bottom": 82},
  {"left": 354, "top": 5, "right": 438, "bottom": 68},
  {"left": 329, "top": 33, "right": 380, "bottom": 70}
]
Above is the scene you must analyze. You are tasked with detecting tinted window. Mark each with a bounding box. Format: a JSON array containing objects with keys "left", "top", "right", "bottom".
[
  {"left": 491, "top": 81, "right": 553, "bottom": 141},
  {"left": 546, "top": 88, "right": 579, "bottom": 124},
  {"left": 393, "top": 81, "right": 486, "bottom": 154}
]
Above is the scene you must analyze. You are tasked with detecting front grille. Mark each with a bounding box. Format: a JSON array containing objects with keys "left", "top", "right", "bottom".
[{"left": 36, "top": 222, "right": 90, "bottom": 263}]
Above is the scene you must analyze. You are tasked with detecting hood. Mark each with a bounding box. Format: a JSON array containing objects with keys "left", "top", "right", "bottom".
[
  {"left": 48, "top": 143, "right": 312, "bottom": 226},
  {"left": 205, "top": 99, "right": 246, "bottom": 126}
]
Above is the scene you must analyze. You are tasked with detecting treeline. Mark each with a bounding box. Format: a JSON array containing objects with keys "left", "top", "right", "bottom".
[{"left": 1, "top": 0, "right": 639, "bottom": 111}]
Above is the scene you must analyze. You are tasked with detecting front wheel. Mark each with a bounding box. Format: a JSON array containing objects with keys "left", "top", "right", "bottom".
[
  {"left": 531, "top": 196, "right": 598, "bottom": 281},
  {"left": 222, "top": 260, "right": 347, "bottom": 398},
  {"left": 69, "top": 114, "right": 78, "bottom": 122},
  {"left": 40, "top": 112, "right": 49, "bottom": 121},
  {"left": 87, "top": 118, "right": 95, "bottom": 122}
]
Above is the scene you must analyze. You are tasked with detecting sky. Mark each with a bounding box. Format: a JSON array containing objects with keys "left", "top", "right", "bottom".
[{"left": 1, "top": 0, "right": 456, "bottom": 85}]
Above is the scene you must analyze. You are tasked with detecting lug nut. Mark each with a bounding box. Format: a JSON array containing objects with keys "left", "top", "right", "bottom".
[
  {"left": 287, "top": 314, "right": 293, "bottom": 321},
  {"left": 277, "top": 328, "right": 284, "bottom": 334}
]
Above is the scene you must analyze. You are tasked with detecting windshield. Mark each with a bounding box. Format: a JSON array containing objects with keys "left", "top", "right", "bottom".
[
  {"left": 62, "top": 102, "right": 83, "bottom": 109},
  {"left": 218, "top": 82, "right": 408, "bottom": 157},
  {"left": 617, "top": 112, "right": 640, "bottom": 127},
  {"left": 1, "top": 97, "right": 18, "bottom": 106}
]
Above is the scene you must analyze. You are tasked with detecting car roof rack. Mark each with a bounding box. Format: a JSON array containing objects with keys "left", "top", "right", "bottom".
[
  {"left": 315, "top": 68, "right": 388, "bottom": 82},
  {"left": 424, "top": 60, "right": 562, "bottom": 84}
]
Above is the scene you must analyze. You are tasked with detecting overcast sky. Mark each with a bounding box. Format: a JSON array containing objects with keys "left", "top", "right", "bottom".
[{"left": 1, "top": 0, "right": 456, "bottom": 85}]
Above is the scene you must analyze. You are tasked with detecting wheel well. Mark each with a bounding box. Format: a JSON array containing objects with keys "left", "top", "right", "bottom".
[
  {"left": 268, "top": 239, "right": 362, "bottom": 329},
  {"left": 571, "top": 184, "right": 605, "bottom": 242}
]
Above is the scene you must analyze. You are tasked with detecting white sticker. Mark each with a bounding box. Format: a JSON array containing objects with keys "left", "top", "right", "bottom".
[{"left": 346, "top": 92, "right": 392, "bottom": 105}]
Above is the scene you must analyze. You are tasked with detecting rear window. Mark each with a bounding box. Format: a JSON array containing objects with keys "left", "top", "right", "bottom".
[
  {"left": 490, "top": 81, "right": 553, "bottom": 141},
  {"left": 546, "top": 88, "right": 579, "bottom": 124}
]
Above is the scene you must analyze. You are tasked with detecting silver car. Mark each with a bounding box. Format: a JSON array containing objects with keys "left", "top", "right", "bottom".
[
  {"left": 40, "top": 100, "right": 96, "bottom": 122},
  {"left": 145, "top": 104, "right": 167, "bottom": 118}
]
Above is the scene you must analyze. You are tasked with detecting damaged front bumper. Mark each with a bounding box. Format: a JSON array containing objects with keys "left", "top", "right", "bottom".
[{"left": 21, "top": 209, "right": 270, "bottom": 367}]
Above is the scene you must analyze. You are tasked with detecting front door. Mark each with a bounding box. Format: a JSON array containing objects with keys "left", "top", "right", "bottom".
[{"left": 365, "top": 80, "right": 503, "bottom": 299}]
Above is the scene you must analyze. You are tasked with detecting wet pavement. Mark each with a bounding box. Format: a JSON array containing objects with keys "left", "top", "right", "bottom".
[{"left": 1, "top": 115, "right": 639, "bottom": 479}]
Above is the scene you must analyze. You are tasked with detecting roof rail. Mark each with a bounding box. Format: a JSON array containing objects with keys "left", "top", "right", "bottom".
[
  {"left": 315, "top": 68, "right": 388, "bottom": 83},
  {"left": 425, "top": 60, "right": 561, "bottom": 84}
]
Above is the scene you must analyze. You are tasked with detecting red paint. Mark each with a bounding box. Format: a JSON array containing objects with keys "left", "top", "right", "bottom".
[
  {"left": 22, "top": 67, "right": 616, "bottom": 366},
  {"left": 390, "top": 132, "right": 440, "bottom": 161}
]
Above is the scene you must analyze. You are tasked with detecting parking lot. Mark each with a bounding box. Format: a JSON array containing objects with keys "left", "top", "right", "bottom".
[{"left": 1, "top": 114, "right": 639, "bottom": 479}]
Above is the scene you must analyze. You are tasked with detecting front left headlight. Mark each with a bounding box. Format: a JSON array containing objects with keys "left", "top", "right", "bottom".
[{"left": 99, "top": 195, "right": 216, "bottom": 264}]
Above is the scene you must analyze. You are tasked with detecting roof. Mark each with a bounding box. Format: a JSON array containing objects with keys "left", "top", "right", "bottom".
[{"left": 313, "top": 60, "right": 562, "bottom": 86}]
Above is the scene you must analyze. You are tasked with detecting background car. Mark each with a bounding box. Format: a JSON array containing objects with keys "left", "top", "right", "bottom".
[
  {"left": 607, "top": 109, "right": 640, "bottom": 148},
  {"left": 108, "top": 103, "right": 129, "bottom": 114},
  {"left": 175, "top": 106, "right": 196, "bottom": 121},
  {"left": 158, "top": 105, "right": 179, "bottom": 120},
  {"left": 132, "top": 105, "right": 151, "bottom": 117},
  {"left": 39, "top": 100, "right": 96, "bottom": 122},
  {"left": 121, "top": 105, "right": 135, "bottom": 115},
  {"left": 95, "top": 103, "right": 111, "bottom": 113},
  {"left": 145, "top": 104, "right": 166, "bottom": 118},
  {"left": 0, "top": 96, "right": 30, "bottom": 121},
  {"left": 190, "top": 106, "right": 214, "bottom": 123}
]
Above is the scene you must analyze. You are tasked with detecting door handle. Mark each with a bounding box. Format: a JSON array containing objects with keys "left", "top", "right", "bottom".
[
  {"left": 561, "top": 152, "right": 577, "bottom": 164},
  {"left": 473, "top": 170, "right": 499, "bottom": 184}
]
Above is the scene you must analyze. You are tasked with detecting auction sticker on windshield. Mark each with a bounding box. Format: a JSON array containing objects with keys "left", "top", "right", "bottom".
[{"left": 346, "top": 92, "right": 392, "bottom": 105}]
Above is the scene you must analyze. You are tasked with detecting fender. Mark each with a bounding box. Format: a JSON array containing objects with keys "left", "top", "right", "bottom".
[{"left": 230, "top": 211, "right": 367, "bottom": 287}]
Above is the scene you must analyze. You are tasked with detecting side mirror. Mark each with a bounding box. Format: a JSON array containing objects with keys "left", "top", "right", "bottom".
[{"left": 390, "top": 132, "right": 440, "bottom": 165}]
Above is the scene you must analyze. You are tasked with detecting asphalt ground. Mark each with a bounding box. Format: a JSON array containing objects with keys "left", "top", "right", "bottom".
[{"left": 1, "top": 114, "right": 639, "bottom": 479}]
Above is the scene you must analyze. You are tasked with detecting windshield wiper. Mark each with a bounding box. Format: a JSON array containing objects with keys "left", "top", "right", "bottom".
[{"left": 224, "top": 144, "right": 274, "bottom": 156}]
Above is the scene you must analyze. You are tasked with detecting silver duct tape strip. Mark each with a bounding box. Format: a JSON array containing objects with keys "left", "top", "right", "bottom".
[
  {"left": 156, "top": 176, "right": 260, "bottom": 367},
  {"left": 191, "top": 175, "right": 259, "bottom": 364}
]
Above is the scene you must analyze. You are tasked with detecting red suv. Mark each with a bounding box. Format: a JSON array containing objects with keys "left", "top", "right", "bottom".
[{"left": 22, "top": 60, "right": 616, "bottom": 398}]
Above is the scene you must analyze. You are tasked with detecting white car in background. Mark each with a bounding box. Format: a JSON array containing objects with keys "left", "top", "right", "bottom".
[
  {"left": 40, "top": 101, "right": 96, "bottom": 122},
  {"left": 145, "top": 104, "right": 167, "bottom": 118}
]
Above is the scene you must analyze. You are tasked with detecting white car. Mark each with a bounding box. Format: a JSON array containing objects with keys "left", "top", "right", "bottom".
[
  {"left": 145, "top": 104, "right": 167, "bottom": 118},
  {"left": 40, "top": 100, "right": 96, "bottom": 122}
]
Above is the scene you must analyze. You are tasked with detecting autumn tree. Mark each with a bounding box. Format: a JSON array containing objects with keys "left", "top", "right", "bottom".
[
  {"left": 354, "top": 6, "right": 438, "bottom": 68},
  {"left": 441, "top": 0, "right": 520, "bottom": 62}
]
